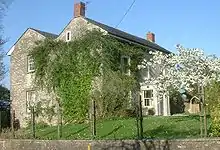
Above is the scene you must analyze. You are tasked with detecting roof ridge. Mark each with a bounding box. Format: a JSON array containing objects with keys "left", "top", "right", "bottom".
[{"left": 84, "top": 17, "right": 170, "bottom": 53}]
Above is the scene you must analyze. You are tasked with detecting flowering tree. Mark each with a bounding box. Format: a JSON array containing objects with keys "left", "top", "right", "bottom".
[
  {"left": 139, "top": 44, "right": 220, "bottom": 137},
  {"left": 140, "top": 45, "right": 220, "bottom": 92}
]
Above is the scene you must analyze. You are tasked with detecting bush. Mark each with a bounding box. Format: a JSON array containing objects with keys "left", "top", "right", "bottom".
[
  {"left": 148, "top": 108, "right": 155, "bottom": 115},
  {"left": 206, "top": 81, "right": 220, "bottom": 136},
  {"left": 119, "top": 109, "right": 136, "bottom": 118}
]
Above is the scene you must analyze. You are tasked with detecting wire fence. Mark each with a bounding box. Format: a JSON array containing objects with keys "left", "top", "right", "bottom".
[{"left": 0, "top": 96, "right": 211, "bottom": 140}]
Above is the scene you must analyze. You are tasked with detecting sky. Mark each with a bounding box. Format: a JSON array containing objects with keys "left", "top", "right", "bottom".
[{"left": 2, "top": 0, "right": 220, "bottom": 88}]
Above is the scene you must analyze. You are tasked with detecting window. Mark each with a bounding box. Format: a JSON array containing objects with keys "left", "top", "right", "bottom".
[
  {"left": 27, "top": 56, "right": 35, "bottom": 72},
  {"left": 66, "top": 31, "right": 71, "bottom": 42},
  {"left": 26, "top": 90, "right": 36, "bottom": 112},
  {"left": 121, "top": 56, "right": 130, "bottom": 75},
  {"left": 143, "top": 90, "right": 153, "bottom": 106},
  {"left": 141, "top": 66, "right": 150, "bottom": 80}
]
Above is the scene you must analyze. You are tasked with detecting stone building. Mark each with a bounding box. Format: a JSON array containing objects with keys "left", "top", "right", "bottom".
[{"left": 7, "top": 1, "right": 171, "bottom": 127}]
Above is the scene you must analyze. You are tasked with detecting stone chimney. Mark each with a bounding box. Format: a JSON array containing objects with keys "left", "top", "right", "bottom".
[
  {"left": 74, "top": 1, "right": 86, "bottom": 18},
  {"left": 147, "top": 32, "right": 155, "bottom": 43}
]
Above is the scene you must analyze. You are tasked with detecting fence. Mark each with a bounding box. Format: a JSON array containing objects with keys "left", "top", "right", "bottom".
[{"left": 0, "top": 95, "right": 211, "bottom": 141}]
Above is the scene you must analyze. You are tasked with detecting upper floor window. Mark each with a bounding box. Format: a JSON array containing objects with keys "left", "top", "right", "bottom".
[
  {"left": 121, "top": 55, "right": 130, "bottom": 75},
  {"left": 27, "top": 56, "right": 35, "bottom": 73},
  {"left": 66, "top": 31, "right": 71, "bottom": 42}
]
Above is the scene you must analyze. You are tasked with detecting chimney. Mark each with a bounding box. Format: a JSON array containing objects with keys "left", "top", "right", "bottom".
[
  {"left": 147, "top": 32, "right": 155, "bottom": 43},
  {"left": 74, "top": 1, "right": 86, "bottom": 18}
]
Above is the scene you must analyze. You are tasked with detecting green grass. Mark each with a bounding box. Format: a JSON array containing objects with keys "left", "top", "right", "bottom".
[{"left": 20, "top": 115, "right": 211, "bottom": 140}]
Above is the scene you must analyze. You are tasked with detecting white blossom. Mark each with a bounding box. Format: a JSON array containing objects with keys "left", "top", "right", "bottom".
[{"left": 140, "top": 45, "right": 220, "bottom": 93}]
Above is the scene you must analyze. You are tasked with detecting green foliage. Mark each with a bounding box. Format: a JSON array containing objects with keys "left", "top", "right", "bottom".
[
  {"left": 169, "top": 88, "right": 185, "bottom": 114},
  {"left": 30, "top": 30, "right": 145, "bottom": 123},
  {"left": 0, "top": 85, "right": 9, "bottom": 100},
  {"left": 148, "top": 108, "right": 155, "bottom": 115},
  {"left": 205, "top": 80, "right": 220, "bottom": 136}
]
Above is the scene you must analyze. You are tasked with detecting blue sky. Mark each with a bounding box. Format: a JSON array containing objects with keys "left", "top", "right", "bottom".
[{"left": 2, "top": 0, "right": 220, "bottom": 88}]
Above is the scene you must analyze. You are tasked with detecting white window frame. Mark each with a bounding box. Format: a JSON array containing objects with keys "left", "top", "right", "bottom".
[
  {"left": 66, "top": 31, "right": 71, "bottom": 42},
  {"left": 121, "top": 55, "right": 130, "bottom": 75},
  {"left": 143, "top": 90, "right": 153, "bottom": 107},
  {"left": 27, "top": 56, "right": 35, "bottom": 73}
]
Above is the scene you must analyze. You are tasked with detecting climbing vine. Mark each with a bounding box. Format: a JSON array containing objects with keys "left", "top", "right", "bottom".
[{"left": 30, "top": 30, "right": 145, "bottom": 123}]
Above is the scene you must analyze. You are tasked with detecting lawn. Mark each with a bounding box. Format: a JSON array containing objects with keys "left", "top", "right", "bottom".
[{"left": 16, "top": 115, "right": 211, "bottom": 140}]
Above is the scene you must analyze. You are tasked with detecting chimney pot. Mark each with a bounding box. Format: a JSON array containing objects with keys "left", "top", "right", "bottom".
[
  {"left": 74, "top": 2, "right": 86, "bottom": 18},
  {"left": 147, "top": 32, "right": 155, "bottom": 43}
]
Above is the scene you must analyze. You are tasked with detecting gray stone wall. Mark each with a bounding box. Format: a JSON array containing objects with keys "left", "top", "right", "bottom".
[
  {"left": 1, "top": 139, "right": 220, "bottom": 150},
  {"left": 10, "top": 29, "right": 46, "bottom": 127},
  {"left": 10, "top": 17, "right": 104, "bottom": 128},
  {"left": 57, "top": 17, "right": 106, "bottom": 41}
]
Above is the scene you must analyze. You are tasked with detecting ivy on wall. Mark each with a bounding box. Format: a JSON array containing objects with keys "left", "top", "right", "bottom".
[{"left": 30, "top": 30, "right": 146, "bottom": 123}]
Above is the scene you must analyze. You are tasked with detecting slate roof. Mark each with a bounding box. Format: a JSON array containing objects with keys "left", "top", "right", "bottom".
[
  {"left": 7, "top": 28, "right": 58, "bottom": 56},
  {"left": 85, "top": 18, "right": 170, "bottom": 54},
  {"left": 30, "top": 28, "right": 58, "bottom": 39},
  {"left": 7, "top": 17, "right": 170, "bottom": 56}
]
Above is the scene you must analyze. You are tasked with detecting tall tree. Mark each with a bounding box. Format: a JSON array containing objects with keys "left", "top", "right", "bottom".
[
  {"left": 0, "top": 0, "right": 13, "bottom": 83},
  {"left": 139, "top": 45, "right": 220, "bottom": 137},
  {"left": 0, "top": 85, "right": 9, "bottom": 100}
]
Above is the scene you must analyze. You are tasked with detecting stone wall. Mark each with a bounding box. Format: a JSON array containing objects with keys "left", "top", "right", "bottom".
[
  {"left": 0, "top": 139, "right": 220, "bottom": 150},
  {"left": 10, "top": 29, "right": 46, "bottom": 127}
]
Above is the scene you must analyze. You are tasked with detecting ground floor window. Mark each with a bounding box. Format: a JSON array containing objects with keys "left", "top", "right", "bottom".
[
  {"left": 26, "top": 90, "right": 36, "bottom": 112},
  {"left": 143, "top": 90, "right": 153, "bottom": 106}
]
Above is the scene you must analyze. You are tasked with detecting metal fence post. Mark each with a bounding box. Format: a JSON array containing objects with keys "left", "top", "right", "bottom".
[
  {"left": 31, "top": 106, "right": 36, "bottom": 139},
  {"left": 136, "top": 97, "right": 140, "bottom": 139},
  {"left": 11, "top": 110, "right": 15, "bottom": 138},
  {"left": 0, "top": 110, "right": 2, "bottom": 134},
  {"left": 57, "top": 103, "right": 62, "bottom": 139},
  {"left": 198, "top": 84, "right": 203, "bottom": 137},
  {"left": 139, "top": 95, "right": 143, "bottom": 139},
  {"left": 92, "top": 100, "right": 96, "bottom": 139},
  {"left": 201, "top": 85, "right": 208, "bottom": 137}
]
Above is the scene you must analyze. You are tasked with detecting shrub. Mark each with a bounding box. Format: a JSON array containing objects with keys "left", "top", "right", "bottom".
[
  {"left": 206, "top": 81, "right": 220, "bottom": 136},
  {"left": 148, "top": 108, "right": 155, "bottom": 116},
  {"left": 120, "top": 109, "right": 136, "bottom": 118}
]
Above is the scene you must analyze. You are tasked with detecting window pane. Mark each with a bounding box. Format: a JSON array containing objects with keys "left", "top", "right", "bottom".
[
  {"left": 143, "top": 90, "right": 153, "bottom": 98},
  {"left": 66, "top": 31, "right": 71, "bottom": 41},
  {"left": 144, "top": 98, "right": 151, "bottom": 106},
  {"left": 147, "top": 99, "right": 150, "bottom": 106},
  {"left": 121, "top": 56, "right": 129, "bottom": 74},
  {"left": 28, "top": 56, "right": 35, "bottom": 72},
  {"left": 67, "top": 33, "right": 70, "bottom": 40}
]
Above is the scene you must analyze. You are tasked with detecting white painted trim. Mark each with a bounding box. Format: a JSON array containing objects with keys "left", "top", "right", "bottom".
[{"left": 7, "top": 45, "right": 15, "bottom": 56}]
